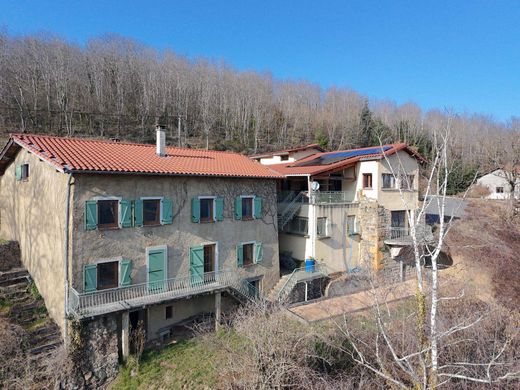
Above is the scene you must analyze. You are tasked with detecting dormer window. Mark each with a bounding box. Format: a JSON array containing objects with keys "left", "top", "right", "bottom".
[{"left": 280, "top": 155, "right": 289, "bottom": 161}]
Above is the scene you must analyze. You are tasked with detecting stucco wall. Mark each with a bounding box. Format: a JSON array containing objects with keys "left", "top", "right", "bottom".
[
  {"left": 0, "top": 148, "right": 69, "bottom": 331},
  {"left": 477, "top": 171, "right": 519, "bottom": 200},
  {"left": 258, "top": 148, "right": 321, "bottom": 165},
  {"left": 70, "top": 175, "right": 280, "bottom": 296}
]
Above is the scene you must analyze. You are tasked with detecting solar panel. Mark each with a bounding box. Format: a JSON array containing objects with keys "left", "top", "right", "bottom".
[{"left": 294, "top": 145, "right": 392, "bottom": 167}]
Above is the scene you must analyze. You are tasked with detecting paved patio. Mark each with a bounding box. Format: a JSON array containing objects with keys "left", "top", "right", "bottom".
[{"left": 289, "top": 278, "right": 417, "bottom": 322}]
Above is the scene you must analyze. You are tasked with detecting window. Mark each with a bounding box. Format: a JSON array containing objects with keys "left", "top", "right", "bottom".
[
  {"left": 98, "top": 200, "right": 118, "bottom": 229},
  {"left": 285, "top": 216, "right": 309, "bottom": 235},
  {"left": 21, "top": 164, "right": 29, "bottom": 180},
  {"left": 200, "top": 198, "right": 215, "bottom": 222},
  {"left": 362, "top": 173, "right": 373, "bottom": 189},
  {"left": 97, "top": 261, "right": 119, "bottom": 290},
  {"left": 496, "top": 187, "right": 504, "bottom": 193},
  {"left": 243, "top": 243, "right": 254, "bottom": 266},
  {"left": 382, "top": 173, "right": 396, "bottom": 189},
  {"left": 399, "top": 174, "right": 415, "bottom": 190},
  {"left": 347, "top": 215, "right": 358, "bottom": 235},
  {"left": 165, "top": 305, "right": 173, "bottom": 319},
  {"left": 203, "top": 244, "right": 216, "bottom": 273},
  {"left": 241, "top": 197, "right": 254, "bottom": 220},
  {"left": 280, "top": 154, "right": 289, "bottom": 161},
  {"left": 317, "top": 217, "right": 328, "bottom": 237},
  {"left": 143, "top": 199, "right": 161, "bottom": 226}
]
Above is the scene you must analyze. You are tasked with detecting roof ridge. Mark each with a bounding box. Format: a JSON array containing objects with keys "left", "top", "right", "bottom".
[{"left": 11, "top": 133, "right": 248, "bottom": 156}]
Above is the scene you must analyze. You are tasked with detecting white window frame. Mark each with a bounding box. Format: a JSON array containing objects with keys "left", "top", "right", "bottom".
[
  {"left": 240, "top": 240, "right": 257, "bottom": 267},
  {"left": 347, "top": 215, "right": 358, "bottom": 236},
  {"left": 93, "top": 196, "right": 123, "bottom": 228},
  {"left": 199, "top": 240, "right": 219, "bottom": 272},
  {"left": 141, "top": 196, "right": 164, "bottom": 225},
  {"left": 240, "top": 195, "right": 256, "bottom": 219},
  {"left": 381, "top": 173, "right": 396, "bottom": 189},
  {"left": 284, "top": 216, "right": 309, "bottom": 236},
  {"left": 198, "top": 195, "right": 217, "bottom": 222},
  {"left": 145, "top": 245, "right": 168, "bottom": 284},
  {"left": 92, "top": 256, "right": 124, "bottom": 289},
  {"left": 316, "top": 217, "right": 329, "bottom": 238}
]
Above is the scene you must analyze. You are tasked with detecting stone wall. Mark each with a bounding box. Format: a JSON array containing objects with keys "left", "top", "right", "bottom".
[
  {"left": 288, "top": 277, "right": 329, "bottom": 304},
  {"left": 59, "top": 315, "right": 119, "bottom": 389},
  {"left": 357, "top": 197, "right": 388, "bottom": 271},
  {"left": 0, "top": 240, "right": 21, "bottom": 271}
]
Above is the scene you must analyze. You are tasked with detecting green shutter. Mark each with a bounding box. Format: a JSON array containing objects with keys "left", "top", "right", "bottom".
[
  {"left": 84, "top": 264, "right": 97, "bottom": 293},
  {"left": 134, "top": 199, "right": 143, "bottom": 227},
  {"left": 120, "top": 259, "right": 132, "bottom": 286},
  {"left": 191, "top": 198, "right": 200, "bottom": 223},
  {"left": 254, "top": 197, "right": 262, "bottom": 219},
  {"left": 120, "top": 199, "right": 132, "bottom": 228},
  {"left": 234, "top": 197, "right": 242, "bottom": 220},
  {"left": 15, "top": 165, "right": 22, "bottom": 181},
  {"left": 85, "top": 200, "right": 98, "bottom": 230},
  {"left": 190, "top": 246, "right": 204, "bottom": 285},
  {"left": 215, "top": 197, "right": 224, "bottom": 221},
  {"left": 255, "top": 242, "right": 263, "bottom": 263},
  {"left": 148, "top": 248, "right": 166, "bottom": 292},
  {"left": 161, "top": 198, "right": 173, "bottom": 225},
  {"left": 236, "top": 244, "right": 244, "bottom": 267}
]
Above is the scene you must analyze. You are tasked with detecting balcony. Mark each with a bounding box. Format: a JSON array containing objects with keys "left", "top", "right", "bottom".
[
  {"left": 384, "top": 225, "right": 434, "bottom": 246},
  {"left": 312, "top": 191, "right": 356, "bottom": 205},
  {"left": 67, "top": 269, "right": 251, "bottom": 319}
]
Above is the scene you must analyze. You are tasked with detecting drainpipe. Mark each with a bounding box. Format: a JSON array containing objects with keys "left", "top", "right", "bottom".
[{"left": 63, "top": 173, "right": 73, "bottom": 346}]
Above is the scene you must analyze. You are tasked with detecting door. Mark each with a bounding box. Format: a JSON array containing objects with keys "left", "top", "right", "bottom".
[
  {"left": 190, "top": 246, "right": 205, "bottom": 285},
  {"left": 391, "top": 211, "right": 407, "bottom": 239},
  {"left": 148, "top": 248, "right": 166, "bottom": 292},
  {"left": 203, "top": 244, "right": 216, "bottom": 282}
]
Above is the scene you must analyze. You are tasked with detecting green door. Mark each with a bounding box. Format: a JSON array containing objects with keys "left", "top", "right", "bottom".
[
  {"left": 190, "top": 246, "right": 205, "bottom": 285},
  {"left": 148, "top": 248, "right": 166, "bottom": 292}
]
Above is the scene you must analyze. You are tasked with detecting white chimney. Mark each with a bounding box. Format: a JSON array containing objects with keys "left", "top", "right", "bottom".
[{"left": 156, "top": 125, "right": 166, "bottom": 157}]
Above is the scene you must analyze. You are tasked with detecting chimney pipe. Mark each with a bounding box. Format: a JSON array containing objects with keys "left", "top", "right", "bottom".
[{"left": 156, "top": 125, "right": 166, "bottom": 157}]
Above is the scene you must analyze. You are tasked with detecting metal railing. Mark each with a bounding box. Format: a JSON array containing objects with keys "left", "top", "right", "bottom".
[
  {"left": 68, "top": 268, "right": 248, "bottom": 318},
  {"left": 277, "top": 263, "right": 329, "bottom": 303},
  {"left": 312, "top": 191, "right": 355, "bottom": 204},
  {"left": 385, "top": 225, "right": 434, "bottom": 242},
  {"left": 278, "top": 191, "right": 307, "bottom": 230}
]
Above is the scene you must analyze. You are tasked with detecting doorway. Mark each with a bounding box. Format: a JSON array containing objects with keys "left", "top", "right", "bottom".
[
  {"left": 391, "top": 210, "right": 407, "bottom": 239},
  {"left": 129, "top": 309, "right": 147, "bottom": 353}
]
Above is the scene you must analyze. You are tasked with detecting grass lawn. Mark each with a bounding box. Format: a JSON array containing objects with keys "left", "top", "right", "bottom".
[{"left": 110, "top": 331, "right": 240, "bottom": 390}]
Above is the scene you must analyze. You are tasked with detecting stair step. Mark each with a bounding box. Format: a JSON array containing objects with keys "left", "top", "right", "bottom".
[
  {"left": 29, "top": 340, "right": 62, "bottom": 356},
  {"left": 0, "top": 268, "right": 30, "bottom": 285}
]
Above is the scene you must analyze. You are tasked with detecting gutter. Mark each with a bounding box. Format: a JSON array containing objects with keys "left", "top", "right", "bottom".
[{"left": 63, "top": 173, "right": 73, "bottom": 345}]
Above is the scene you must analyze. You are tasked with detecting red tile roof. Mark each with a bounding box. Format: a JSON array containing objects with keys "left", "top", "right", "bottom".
[
  {"left": 2, "top": 134, "right": 283, "bottom": 179},
  {"left": 268, "top": 143, "right": 426, "bottom": 177}
]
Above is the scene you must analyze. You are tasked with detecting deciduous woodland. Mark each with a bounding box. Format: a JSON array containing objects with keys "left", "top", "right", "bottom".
[{"left": 0, "top": 33, "right": 518, "bottom": 180}]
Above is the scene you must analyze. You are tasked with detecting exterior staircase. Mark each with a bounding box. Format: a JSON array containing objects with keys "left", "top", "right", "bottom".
[
  {"left": 277, "top": 191, "right": 306, "bottom": 230},
  {"left": 0, "top": 267, "right": 63, "bottom": 384},
  {"left": 266, "top": 274, "right": 292, "bottom": 301}
]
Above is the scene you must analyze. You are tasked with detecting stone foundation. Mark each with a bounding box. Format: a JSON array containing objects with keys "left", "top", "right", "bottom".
[
  {"left": 357, "top": 198, "right": 388, "bottom": 271},
  {"left": 289, "top": 276, "right": 329, "bottom": 304},
  {"left": 58, "top": 315, "right": 119, "bottom": 389}
]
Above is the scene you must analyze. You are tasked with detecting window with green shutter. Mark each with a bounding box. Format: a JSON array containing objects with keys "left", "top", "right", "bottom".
[
  {"left": 234, "top": 196, "right": 242, "bottom": 220},
  {"left": 161, "top": 198, "right": 173, "bottom": 225},
  {"left": 254, "top": 197, "right": 262, "bottom": 219},
  {"left": 134, "top": 199, "right": 143, "bottom": 227},
  {"left": 120, "top": 259, "right": 132, "bottom": 286},
  {"left": 190, "top": 246, "right": 205, "bottom": 284},
  {"left": 255, "top": 242, "right": 263, "bottom": 263},
  {"left": 215, "top": 197, "right": 224, "bottom": 221},
  {"left": 15, "top": 164, "right": 22, "bottom": 181},
  {"left": 120, "top": 200, "right": 133, "bottom": 228},
  {"left": 191, "top": 198, "right": 201, "bottom": 223},
  {"left": 84, "top": 264, "right": 97, "bottom": 293},
  {"left": 85, "top": 200, "right": 98, "bottom": 230},
  {"left": 236, "top": 244, "right": 244, "bottom": 267}
]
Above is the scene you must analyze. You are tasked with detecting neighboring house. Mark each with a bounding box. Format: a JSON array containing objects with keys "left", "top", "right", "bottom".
[
  {"left": 0, "top": 130, "right": 282, "bottom": 360},
  {"left": 257, "top": 144, "right": 426, "bottom": 274},
  {"left": 250, "top": 143, "right": 325, "bottom": 165},
  {"left": 476, "top": 169, "right": 520, "bottom": 200}
]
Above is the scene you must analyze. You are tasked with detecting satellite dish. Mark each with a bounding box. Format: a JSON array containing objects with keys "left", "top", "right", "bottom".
[{"left": 311, "top": 181, "right": 320, "bottom": 191}]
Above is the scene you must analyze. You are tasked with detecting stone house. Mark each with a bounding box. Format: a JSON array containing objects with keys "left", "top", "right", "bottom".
[
  {"left": 0, "top": 130, "right": 282, "bottom": 362},
  {"left": 258, "top": 143, "right": 426, "bottom": 274}
]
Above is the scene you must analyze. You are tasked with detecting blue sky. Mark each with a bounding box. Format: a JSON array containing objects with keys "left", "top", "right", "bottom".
[{"left": 1, "top": 0, "right": 519, "bottom": 122}]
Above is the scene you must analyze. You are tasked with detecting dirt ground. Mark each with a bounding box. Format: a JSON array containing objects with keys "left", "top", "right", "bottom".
[{"left": 444, "top": 199, "right": 520, "bottom": 310}]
